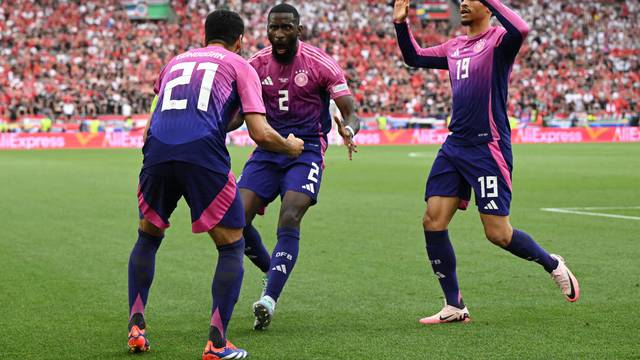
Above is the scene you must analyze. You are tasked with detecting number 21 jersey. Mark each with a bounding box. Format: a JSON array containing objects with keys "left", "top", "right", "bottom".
[{"left": 145, "top": 45, "right": 265, "bottom": 174}]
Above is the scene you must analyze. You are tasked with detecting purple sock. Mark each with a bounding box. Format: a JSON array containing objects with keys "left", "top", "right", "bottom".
[
  {"left": 243, "top": 224, "right": 271, "bottom": 273},
  {"left": 128, "top": 230, "right": 163, "bottom": 327},
  {"left": 424, "top": 230, "right": 464, "bottom": 308},
  {"left": 210, "top": 238, "right": 245, "bottom": 347},
  {"left": 264, "top": 227, "right": 299, "bottom": 302},
  {"left": 505, "top": 229, "right": 559, "bottom": 273}
]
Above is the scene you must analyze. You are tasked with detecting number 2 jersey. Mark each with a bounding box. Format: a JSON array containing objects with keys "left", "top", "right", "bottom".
[
  {"left": 395, "top": 0, "right": 529, "bottom": 146},
  {"left": 144, "top": 45, "right": 266, "bottom": 174},
  {"left": 247, "top": 41, "right": 351, "bottom": 145}
]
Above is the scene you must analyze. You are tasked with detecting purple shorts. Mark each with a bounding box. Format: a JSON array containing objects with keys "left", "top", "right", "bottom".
[
  {"left": 137, "top": 161, "right": 245, "bottom": 233},
  {"left": 237, "top": 145, "right": 325, "bottom": 205},
  {"left": 425, "top": 139, "right": 513, "bottom": 216}
]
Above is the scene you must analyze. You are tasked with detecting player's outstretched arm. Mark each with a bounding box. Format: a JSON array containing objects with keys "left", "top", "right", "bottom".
[
  {"left": 479, "top": 0, "right": 529, "bottom": 57},
  {"left": 393, "top": 0, "right": 448, "bottom": 70},
  {"left": 333, "top": 95, "right": 360, "bottom": 160},
  {"left": 244, "top": 113, "right": 304, "bottom": 157}
]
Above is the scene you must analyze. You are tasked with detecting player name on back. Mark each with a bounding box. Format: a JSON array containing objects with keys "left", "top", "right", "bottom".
[{"left": 176, "top": 51, "right": 226, "bottom": 60}]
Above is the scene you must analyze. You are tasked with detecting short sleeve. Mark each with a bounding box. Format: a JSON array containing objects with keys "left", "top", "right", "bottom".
[
  {"left": 319, "top": 57, "right": 351, "bottom": 100},
  {"left": 235, "top": 60, "right": 266, "bottom": 114}
]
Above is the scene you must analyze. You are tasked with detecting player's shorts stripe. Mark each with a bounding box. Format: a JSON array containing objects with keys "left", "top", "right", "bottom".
[
  {"left": 458, "top": 199, "right": 469, "bottom": 210},
  {"left": 319, "top": 135, "right": 328, "bottom": 169},
  {"left": 488, "top": 141, "right": 512, "bottom": 191},
  {"left": 138, "top": 185, "right": 170, "bottom": 229},
  {"left": 191, "top": 171, "right": 237, "bottom": 233},
  {"left": 302, "top": 45, "right": 342, "bottom": 74},
  {"left": 301, "top": 48, "right": 340, "bottom": 75}
]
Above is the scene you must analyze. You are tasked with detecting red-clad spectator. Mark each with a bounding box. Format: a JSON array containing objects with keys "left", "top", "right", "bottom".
[{"left": 0, "top": 0, "right": 637, "bottom": 122}]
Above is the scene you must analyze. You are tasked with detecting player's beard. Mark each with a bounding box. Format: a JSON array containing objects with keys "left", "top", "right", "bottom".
[
  {"left": 461, "top": 19, "right": 473, "bottom": 26},
  {"left": 271, "top": 39, "right": 298, "bottom": 64}
]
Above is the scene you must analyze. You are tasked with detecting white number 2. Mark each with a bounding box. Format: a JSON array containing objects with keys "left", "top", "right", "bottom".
[
  {"left": 456, "top": 57, "right": 470, "bottom": 80},
  {"left": 161, "top": 61, "right": 219, "bottom": 112},
  {"left": 478, "top": 176, "right": 498, "bottom": 198},
  {"left": 307, "top": 162, "right": 320, "bottom": 183},
  {"left": 278, "top": 90, "right": 289, "bottom": 111}
]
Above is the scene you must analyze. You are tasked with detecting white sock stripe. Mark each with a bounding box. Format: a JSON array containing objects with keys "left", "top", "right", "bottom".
[{"left": 272, "top": 264, "right": 287, "bottom": 274}]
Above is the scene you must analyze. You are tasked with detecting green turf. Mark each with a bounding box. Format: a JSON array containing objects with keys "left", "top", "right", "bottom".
[{"left": 1, "top": 144, "right": 639, "bottom": 359}]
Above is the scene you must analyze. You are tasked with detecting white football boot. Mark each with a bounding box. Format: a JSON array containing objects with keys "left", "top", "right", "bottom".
[
  {"left": 253, "top": 295, "right": 276, "bottom": 330},
  {"left": 550, "top": 254, "right": 580, "bottom": 302},
  {"left": 419, "top": 302, "right": 470, "bottom": 325}
]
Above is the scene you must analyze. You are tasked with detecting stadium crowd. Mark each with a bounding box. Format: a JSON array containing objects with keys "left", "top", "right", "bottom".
[{"left": 0, "top": 0, "right": 638, "bottom": 127}]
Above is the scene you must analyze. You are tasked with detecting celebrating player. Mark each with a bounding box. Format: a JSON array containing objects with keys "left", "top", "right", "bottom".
[
  {"left": 127, "top": 10, "right": 303, "bottom": 359},
  {"left": 393, "top": 0, "right": 580, "bottom": 324},
  {"left": 231, "top": 3, "right": 361, "bottom": 330}
]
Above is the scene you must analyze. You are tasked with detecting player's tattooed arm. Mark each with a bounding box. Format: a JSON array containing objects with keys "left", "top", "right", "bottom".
[
  {"left": 226, "top": 112, "right": 245, "bottom": 132},
  {"left": 334, "top": 95, "right": 360, "bottom": 160},
  {"left": 244, "top": 113, "right": 304, "bottom": 157}
]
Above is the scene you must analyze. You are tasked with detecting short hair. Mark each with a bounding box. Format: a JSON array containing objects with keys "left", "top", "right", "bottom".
[
  {"left": 268, "top": 3, "right": 300, "bottom": 24},
  {"left": 204, "top": 10, "right": 245, "bottom": 46}
]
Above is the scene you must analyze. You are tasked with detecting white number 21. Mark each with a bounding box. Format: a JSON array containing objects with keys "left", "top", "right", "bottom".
[
  {"left": 456, "top": 57, "right": 470, "bottom": 80},
  {"left": 478, "top": 176, "right": 498, "bottom": 198},
  {"left": 161, "top": 61, "right": 219, "bottom": 112}
]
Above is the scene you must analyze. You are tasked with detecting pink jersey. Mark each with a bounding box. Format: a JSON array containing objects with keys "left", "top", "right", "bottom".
[
  {"left": 396, "top": 0, "right": 529, "bottom": 145},
  {"left": 248, "top": 41, "right": 351, "bottom": 141},
  {"left": 145, "top": 45, "right": 265, "bottom": 173}
]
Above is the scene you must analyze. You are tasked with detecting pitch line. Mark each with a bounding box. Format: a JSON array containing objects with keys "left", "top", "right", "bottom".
[
  {"left": 540, "top": 207, "right": 640, "bottom": 221},
  {"left": 408, "top": 152, "right": 431, "bottom": 158}
]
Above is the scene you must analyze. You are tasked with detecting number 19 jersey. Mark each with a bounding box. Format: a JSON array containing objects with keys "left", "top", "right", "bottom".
[{"left": 144, "top": 45, "right": 265, "bottom": 174}]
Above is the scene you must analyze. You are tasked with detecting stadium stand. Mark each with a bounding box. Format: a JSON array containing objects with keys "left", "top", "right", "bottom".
[{"left": 0, "top": 0, "right": 637, "bottom": 131}]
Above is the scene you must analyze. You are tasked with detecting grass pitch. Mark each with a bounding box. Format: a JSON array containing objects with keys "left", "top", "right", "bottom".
[{"left": 0, "top": 143, "right": 639, "bottom": 359}]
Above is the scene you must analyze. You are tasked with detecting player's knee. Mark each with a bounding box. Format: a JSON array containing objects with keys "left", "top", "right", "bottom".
[
  {"left": 139, "top": 219, "right": 164, "bottom": 237},
  {"left": 209, "top": 226, "right": 243, "bottom": 246},
  {"left": 484, "top": 228, "right": 511, "bottom": 247},
  {"left": 423, "top": 212, "right": 447, "bottom": 231},
  {"left": 278, "top": 208, "right": 303, "bottom": 228}
]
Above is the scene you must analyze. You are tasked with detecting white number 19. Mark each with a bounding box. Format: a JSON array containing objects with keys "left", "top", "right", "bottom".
[
  {"left": 456, "top": 57, "right": 470, "bottom": 80},
  {"left": 478, "top": 176, "right": 498, "bottom": 198}
]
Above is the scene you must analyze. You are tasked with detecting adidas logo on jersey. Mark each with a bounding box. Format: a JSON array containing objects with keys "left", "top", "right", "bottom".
[
  {"left": 484, "top": 200, "right": 499, "bottom": 210},
  {"left": 262, "top": 76, "right": 273, "bottom": 86},
  {"left": 272, "top": 265, "right": 287, "bottom": 274},
  {"left": 302, "top": 183, "right": 315, "bottom": 194}
]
